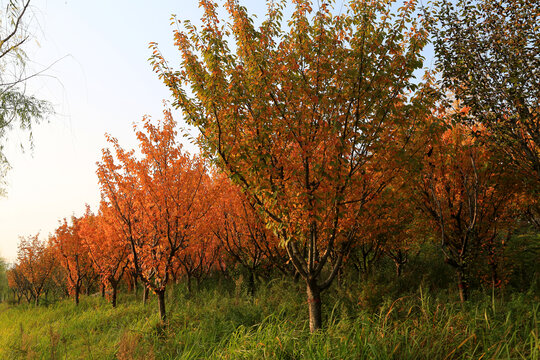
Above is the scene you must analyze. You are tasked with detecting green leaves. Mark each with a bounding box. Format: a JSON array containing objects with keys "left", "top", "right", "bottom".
[{"left": 428, "top": 0, "right": 540, "bottom": 183}]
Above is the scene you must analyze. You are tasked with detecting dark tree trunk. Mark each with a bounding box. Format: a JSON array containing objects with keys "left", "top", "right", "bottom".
[
  {"left": 34, "top": 295, "right": 39, "bottom": 306},
  {"left": 13, "top": 290, "right": 21, "bottom": 304},
  {"left": 157, "top": 289, "right": 166, "bottom": 322},
  {"left": 247, "top": 269, "right": 255, "bottom": 296},
  {"left": 101, "top": 283, "right": 105, "bottom": 298},
  {"left": 187, "top": 274, "right": 192, "bottom": 293},
  {"left": 306, "top": 279, "right": 322, "bottom": 333},
  {"left": 111, "top": 282, "right": 118, "bottom": 308},
  {"left": 75, "top": 285, "right": 80, "bottom": 305}
]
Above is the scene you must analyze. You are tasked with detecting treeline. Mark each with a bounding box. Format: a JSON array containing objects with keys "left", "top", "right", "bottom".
[
  {"left": 5, "top": 0, "right": 540, "bottom": 334},
  {"left": 6, "top": 115, "right": 538, "bottom": 325}
]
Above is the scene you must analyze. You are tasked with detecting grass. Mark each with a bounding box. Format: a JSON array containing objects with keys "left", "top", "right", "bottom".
[{"left": 0, "top": 276, "right": 538, "bottom": 360}]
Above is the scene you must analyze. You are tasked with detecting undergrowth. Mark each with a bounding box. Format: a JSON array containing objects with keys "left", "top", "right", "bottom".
[{"left": 0, "top": 275, "right": 537, "bottom": 359}]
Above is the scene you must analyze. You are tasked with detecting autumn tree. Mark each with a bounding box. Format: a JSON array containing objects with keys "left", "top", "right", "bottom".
[
  {"left": 79, "top": 204, "right": 130, "bottom": 307},
  {"left": 381, "top": 189, "right": 426, "bottom": 278},
  {"left": 97, "top": 111, "right": 212, "bottom": 322},
  {"left": 16, "top": 234, "right": 55, "bottom": 305},
  {"left": 212, "top": 176, "right": 286, "bottom": 295},
  {"left": 152, "top": 0, "right": 433, "bottom": 331},
  {"left": 348, "top": 180, "right": 425, "bottom": 279},
  {"left": 7, "top": 264, "right": 30, "bottom": 304},
  {"left": 428, "top": 0, "right": 539, "bottom": 224},
  {"left": 51, "top": 217, "right": 93, "bottom": 305},
  {"left": 171, "top": 230, "right": 220, "bottom": 292},
  {"left": 416, "top": 122, "right": 521, "bottom": 301}
]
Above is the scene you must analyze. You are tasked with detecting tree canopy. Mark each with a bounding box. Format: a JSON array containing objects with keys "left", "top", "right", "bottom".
[{"left": 0, "top": 0, "right": 51, "bottom": 193}]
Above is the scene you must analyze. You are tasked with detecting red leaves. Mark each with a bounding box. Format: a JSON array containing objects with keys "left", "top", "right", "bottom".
[{"left": 97, "top": 109, "right": 213, "bottom": 298}]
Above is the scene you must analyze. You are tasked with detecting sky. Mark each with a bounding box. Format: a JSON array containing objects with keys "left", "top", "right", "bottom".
[{"left": 0, "top": 0, "right": 272, "bottom": 263}]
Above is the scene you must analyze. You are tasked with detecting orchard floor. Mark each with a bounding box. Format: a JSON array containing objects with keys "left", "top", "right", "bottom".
[{"left": 0, "top": 277, "right": 538, "bottom": 359}]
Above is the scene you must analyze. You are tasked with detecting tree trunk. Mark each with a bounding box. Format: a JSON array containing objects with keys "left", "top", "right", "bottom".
[
  {"left": 143, "top": 286, "right": 149, "bottom": 305},
  {"left": 34, "top": 295, "right": 39, "bottom": 306},
  {"left": 75, "top": 285, "right": 80, "bottom": 305},
  {"left": 247, "top": 269, "right": 255, "bottom": 296},
  {"left": 13, "top": 290, "right": 21, "bottom": 304},
  {"left": 157, "top": 289, "right": 166, "bottom": 322},
  {"left": 336, "top": 267, "right": 343, "bottom": 287},
  {"left": 111, "top": 281, "right": 118, "bottom": 308},
  {"left": 306, "top": 280, "right": 322, "bottom": 333},
  {"left": 457, "top": 270, "right": 468, "bottom": 302},
  {"left": 395, "top": 261, "right": 402, "bottom": 277},
  {"left": 101, "top": 283, "right": 105, "bottom": 298},
  {"left": 133, "top": 277, "right": 138, "bottom": 295},
  {"left": 187, "top": 274, "right": 192, "bottom": 293}
]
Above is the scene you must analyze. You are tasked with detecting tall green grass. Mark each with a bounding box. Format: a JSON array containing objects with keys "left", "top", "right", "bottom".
[{"left": 0, "top": 277, "right": 537, "bottom": 359}]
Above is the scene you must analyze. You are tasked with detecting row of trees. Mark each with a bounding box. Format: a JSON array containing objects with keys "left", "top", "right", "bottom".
[
  {"left": 6, "top": 111, "right": 532, "bottom": 327},
  {"left": 6, "top": 0, "right": 538, "bottom": 333},
  {"left": 149, "top": 0, "right": 537, "bottom": 331},
  {"left": 7, "top": 118, "right": 287, "bottom": 315}
]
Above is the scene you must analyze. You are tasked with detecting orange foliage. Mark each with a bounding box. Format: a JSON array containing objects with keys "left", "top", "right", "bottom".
[
  {"left": 79, "top": 204, "right": 130, "bottom": 307},
  {"left": 211, "top": 175, "right": 287, "bottom": 281},
  {"left": 97, "top": 110, "right": 213, "bottom": 320},
  {"left": 417, "top": 121, "right": 521, "bottom": 300},
  {"left": 51, "top": 217, "right": 93, "bottom": 305},
  {"left": 15, "top": 234, "right": 55, "bottom": 305}
]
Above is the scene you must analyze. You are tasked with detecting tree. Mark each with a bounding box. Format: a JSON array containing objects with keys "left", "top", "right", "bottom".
[
  {"left": 172, "top": 229, "right": 220, "bottom": 292},
  {"left": 152, "top": 0, "right": 432, "bottom": 331},
  {"left": 79, "top": 204, "right": 130, "bottom": 307},
  {"left": 211, "top": 176, "right": 285, "bottom": 295},
  {"left": 416, "top": 121, "right": 521, "bottom": 301},
  {"left": 7, "top": 264, "right": 30, "bottom": 303},
  {"left": 0, "top": 0, "right": 51, "bottom": 190},
  {"left": 0, "top": 256, "right": 8, "bottom": 302},
  {"left": 97, "top": 111, "right": 213, "bottom": 322},
  {"left": 16, "top": 234, "right": 55, "bottom": 305},
  {"left": 51, "top": 217, "right": 93, "bottom": 305},
  {"left": 428, "top": 0, "right": 539, "bottom": 217},
  {"left": 381, "top": 187, "right": 426, "bottom": 278},
  {"left": 348, "top": 181, "right": 426, "bottom": 279}
]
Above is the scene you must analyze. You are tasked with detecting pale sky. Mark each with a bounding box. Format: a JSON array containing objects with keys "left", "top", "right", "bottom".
[{"left": 0, "top": 0, "right": 272, "bottom": 263}]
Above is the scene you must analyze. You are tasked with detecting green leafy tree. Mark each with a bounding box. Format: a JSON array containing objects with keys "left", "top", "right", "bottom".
[
  {"left": 428, "top": 0, "right": 539, "bottom": 224},
  {"left": 0, "top": 0, "right": 51, "bottom": 192},
  {"left": 0, "top": 256, "right": 8, "bottom": 302}
]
